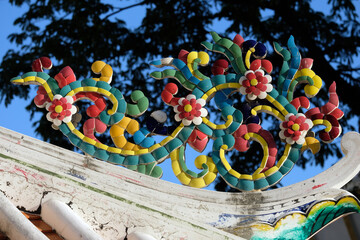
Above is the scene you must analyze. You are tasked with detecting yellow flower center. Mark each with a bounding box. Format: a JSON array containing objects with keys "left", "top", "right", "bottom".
[
  {"left": 55, "top": 105, "right": 63, "bottom": 113},
  {"left": 250, "top": 79, "right": 258, "bottom": 86},
  {"left": 184, "top": 104, "right": 192, "bottom": 112},
  {"left": 244, "top": 133, "right": 250, "bottom": 140},
  {"left": 292, "top": 123, "right": 300, "bottom": 131}
]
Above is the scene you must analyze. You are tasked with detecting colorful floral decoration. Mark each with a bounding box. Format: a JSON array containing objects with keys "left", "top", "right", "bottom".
[
  {"left": 45, "top": 95, "right": 77, "bottom": 127},
  {"left": 10, "top": 31, "right": 360, "bottom": 240},
  {"left": 239, "top": 69, "right": 273, "bottom": 100},
  {"left": 279, "top": 113, "right": 313, "bottom": 145},
  {"left": 11, "top": 32, "right": 344, "bottom": 191},
  {"left": 173, "top": 94, "right": 208, "bottom": 126}
]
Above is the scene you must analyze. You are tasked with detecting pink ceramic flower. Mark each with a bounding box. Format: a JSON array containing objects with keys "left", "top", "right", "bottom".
[
  {"left": 239, "top": 69, "right": 273, "bottom": 100},
  {"left": 46, "top": 95, "right": 77, "bottom": 126},
  {"left": 174, "top": 94, "right": 208, "bottom": 126},
  {"left": 279, "top": 113, "right": 313, "bottom": 145}
]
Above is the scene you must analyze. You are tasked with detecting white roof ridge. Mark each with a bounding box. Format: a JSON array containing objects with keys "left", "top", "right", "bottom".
[
  {"left": 0, "top": 192, "right": 48, "bottom": 240},
  {"left": 41, "top": 198, "right": 103, "bottom": 240}
]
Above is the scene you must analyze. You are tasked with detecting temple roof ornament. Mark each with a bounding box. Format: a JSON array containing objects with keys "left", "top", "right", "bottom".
[{"left": 9, "top": 31, "right": 360, "bottom": 239}]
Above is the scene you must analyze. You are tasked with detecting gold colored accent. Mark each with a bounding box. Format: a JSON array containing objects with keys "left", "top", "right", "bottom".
[
  {"left": 184, "top": 104, "right": 192, "bottom": 112},
  {"left": 250, "top": 79, "right": 258, "bottom": 86},
  {"left": 55, "top": 105, "right": 63, "bottom": 113}
]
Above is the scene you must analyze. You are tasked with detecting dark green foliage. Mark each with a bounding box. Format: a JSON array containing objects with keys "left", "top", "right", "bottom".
[{"left": 0, "top": 0, "right": 359, "bottom": 191}]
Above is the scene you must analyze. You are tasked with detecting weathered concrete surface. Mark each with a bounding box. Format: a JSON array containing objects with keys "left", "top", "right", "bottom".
[{"left": 0, "top": 126, "right": 359, "bottom": 239}]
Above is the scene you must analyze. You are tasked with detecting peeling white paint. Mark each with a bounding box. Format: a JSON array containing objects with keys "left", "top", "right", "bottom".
[{"left": 0, "top": 127, "right": 359, "bottom": 239}]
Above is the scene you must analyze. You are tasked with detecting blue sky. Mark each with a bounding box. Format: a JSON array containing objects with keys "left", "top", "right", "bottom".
[{"left": 0, "top": 0, "right": 357, "bottom": 190}]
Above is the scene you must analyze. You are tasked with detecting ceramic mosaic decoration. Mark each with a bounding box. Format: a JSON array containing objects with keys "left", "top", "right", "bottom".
[
  {"left": 10, "top": 32, "right": 360, "bottom": 239},
  {"left": 11, "top": 32, "right": 344, "bottom": 191}
]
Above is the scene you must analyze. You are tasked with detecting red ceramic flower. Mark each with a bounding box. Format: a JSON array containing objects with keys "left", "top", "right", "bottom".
[
  {"left": 239, "top": 69, "right": 273, "bottom": 100},
  {"left": 279, "top": 113, "right": 313, "bottom": 145},
  {"left": 174, "top": 94, "right": 208, "bottom": 126},
  {"left": 46, "top": 95, "right": 77, "bottom": 126},
  {"left": 34, "top": 86, "right": 51, "bottom": 108}
]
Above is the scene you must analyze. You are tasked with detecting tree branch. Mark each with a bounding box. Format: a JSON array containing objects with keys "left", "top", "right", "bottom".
[{"left": 102, "top": 1, "right": 147, "bottom": 20}]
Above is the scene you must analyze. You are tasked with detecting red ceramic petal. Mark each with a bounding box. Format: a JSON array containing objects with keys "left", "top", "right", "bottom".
[
  {"left": 214, "top": 59, "right": 229, "bottom": 69},
  {"left": 287, "top": 120, "right": 294, "bottom": 126},
  {"left": 182, "top": 99, "right": 189, "bottom": 105},
  {"left": 34, "top": 95, "right": 46, "bottom": 106},
  {"left": 49, "top": 104, "right": 56, "bottom": 112},
  {"left": 95, "top": 119, "right": 107, "bottom": 133},
  {"left": 65, "top": 103, "right": 72, "bottom": 110},
  {"left": 297, "top": 116, "right": 306, "bottom": 123},
  {"left": 301, "top": 123, "right": 309, "bottom": 131},
  {"left": 293, "top": 131, "right": 301, "bottom": 137},
  {"left": 247, "top": 123, "right": 262, "bottom": 132},
  {"left": 255, "top": 71, "right": 264, "bottom": 78},
  {"left": 292, "top": 135, "right": 300, "bottom": 141},
  {"left": 177, "top": 105, "right": 184, "bottom": 112},
  {"left": 245, "top": 72, "right": 256, "bottom": 80},
  {"left": 234, "top": 138, "right": 250, "bottom": 152},
  {"left": 257, "top": 83, "right": 267, "bottom": 91},
  {"left": 87, "top": 92, "right": 101, "bottom": 101},
  {"left": 178, "top": 49, "right": 189, "bottom": 63},
  {"left": 195, "top": 103, "right": 202, "bottom": 110},
  {"left": 212, "top": 66, "right": 225, "bottom": 75},
  {"left": 319, "top": 131, "right": 331, "bottom": 142},
  {"left": 86, "top": 105, "right": 101, "bottom": 118},
  {"left": 329, "top": 108, "right": 344, "bottom": 119},
  {"left": 38, "top": 86, "right": 46, "bottom": 94},
  {"left": 188, "top": 129, "right": 209, "bottom": 152},
  {"left": 234, "top": 125, "right": 248, "bottom": 137},
  {"left": 164, "top": 82, "right": 178, "bottom": 94},
  {"left": 289, "top": 115, "right": 297, "bottom": 122},
  {"left": 261, "top": 76, "right": 268, "bottom": 84},
  {"left": 329, "top": 127, "right": 340, "bottom": 139},
  {"left": 268, "top": 147, "right": 278, "bottom": 157},
  {"left": 305, "top": 107, "right": 321, "bottom": 118},
  {"left": 95, "top": 98, "right": 106, "bottom": 111},
  {"left": 39, "top": 57, "right": 52, "bottom": 69},
  {"left": 196, "top": 130, "right": 207, "bottom": 140},
  {"left": 325, "top": 115, "right": 339, "bottom": 126},
  {"left": 284, "top": 130, "right": 291, "bottom": 137},
  {"left": 194, "top": 111, "right": 201, "bottom": 117},
  {"left": 59, "top": 111, "right": 66, "bottom": 117},
  {"left": 242, "top": 80, "right": 250, "bottom": 87},
  {"left": 286, "top": 128, "right": 294, "bottom": 135},
  {"left": 161, "top": 91, "right": 173, "bottom": 104},
  {"left": 299, "top": 58, "right": 313, "bottom": 70},
  {"left": 233, "top": 34, "right": 244, "bottom": 47},
  {"left": 253, "top": 88, "right": 261, "bottom": 96},
  {"left": 31, "top": 59, "right": 42, "bottom": 72},
  {"left": 261, "top": 59, "right": 273, "bottom": 73},
  {"left": 50, "top": 112, "right": 58, "bottom": 119},
  {"left": 248, "top": 86, "right": 256, "bottom": 94},
  {"left": 250, "top": 59, "right": 261, "bottom": 71}
]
